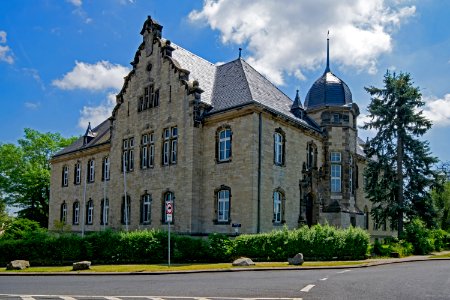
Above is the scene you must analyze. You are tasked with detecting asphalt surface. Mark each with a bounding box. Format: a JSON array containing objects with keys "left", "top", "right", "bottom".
[{"left": 0, "top": 260, "right": 449, "bottom": 299}]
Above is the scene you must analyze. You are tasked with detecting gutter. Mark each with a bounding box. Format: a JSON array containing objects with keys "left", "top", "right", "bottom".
[{"left": 257, "top": 112, "right": 262, "bottom": 233}]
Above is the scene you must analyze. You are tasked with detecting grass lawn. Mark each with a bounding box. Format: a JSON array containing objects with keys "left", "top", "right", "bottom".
[
  {"left": 0, "top": 261, "right": 368, "bottom": 273},
  {"left": 430, "top": 252, "right": 450, "bottom": 258}
]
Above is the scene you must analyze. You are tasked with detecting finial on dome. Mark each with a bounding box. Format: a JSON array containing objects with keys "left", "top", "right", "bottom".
[{"left": 325, "top": 30, "right": 330, "bottom": 73}]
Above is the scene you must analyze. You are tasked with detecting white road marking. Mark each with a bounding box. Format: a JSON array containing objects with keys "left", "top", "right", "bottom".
[
  {"left": 60, "top": 297, "right": 78, "bottom": 300},
  {"left": 147, "top": 298, "right": 165, "bottom": 300},
  {"left": 337, "top": 269, "right": 351, "bottom": 274},
  {"left": 300, "top": 284, "right": 315, "bottom": 292},
  {"left": 104, "top": 297, "right": 122, "bottom": 300},
  {"left": 319, "top": 277, "right": 328, "bottom": 281},
  {"left": 20, "top": 297, "right": 35, "bottom": 300},
  {"left": 1, "top": 295, "right": 303, "bottom": 300}
]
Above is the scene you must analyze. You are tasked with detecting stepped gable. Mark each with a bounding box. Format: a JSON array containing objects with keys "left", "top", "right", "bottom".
[{"left": 53, "top": 119, "right": 110, "bottom": 157}]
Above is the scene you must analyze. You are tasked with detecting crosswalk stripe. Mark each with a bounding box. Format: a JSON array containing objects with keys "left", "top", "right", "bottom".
[
  {"left": 104, "top": 297, "right": 122, "bottom": 300},
  {"left": 300, "top": 284, "right": 315, "bottom": 292},
  {"left": 20, "top": 297, "right": 35, "bottom": 300},
  {"left": 60, "top": 297, "right": 77, "bottom": 300}
]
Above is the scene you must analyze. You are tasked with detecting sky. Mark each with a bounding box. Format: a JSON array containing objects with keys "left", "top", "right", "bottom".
[{"left": 0, "top": 0, "right": 449, "bottom": 162}]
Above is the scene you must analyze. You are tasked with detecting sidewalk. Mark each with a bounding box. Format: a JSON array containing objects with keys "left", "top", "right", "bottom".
[{"left": 1, "top": 252, "right": 449, "bottom": 276}]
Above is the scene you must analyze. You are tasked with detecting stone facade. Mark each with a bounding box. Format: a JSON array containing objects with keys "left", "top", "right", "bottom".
[{"left": 48, "top": 16, "right": 395, "bottom": 237}]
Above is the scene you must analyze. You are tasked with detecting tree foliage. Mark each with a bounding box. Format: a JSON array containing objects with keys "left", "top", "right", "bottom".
[
  {"left": 0, "top": 129, "right": 77, "bottom": 227},
  {"left": 363, "top": 71, "right": 439, "bottom": 235},
  {"left": 432, "top": 180, "right": 450, "bottom": 230}
]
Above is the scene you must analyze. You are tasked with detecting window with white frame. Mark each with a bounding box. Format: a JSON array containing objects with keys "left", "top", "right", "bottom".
[
  {"left": 86, "top": 199, "right": 94, "bottom": 225},
  {"left": 141, "top": 133, "right": 155, "bottom": 168},
  {"left": 87, "top": 159, "right": 95, "bottom": 182},
  {"left": 141, "top": 194, "right": 152, "bottom": 224},
  {"left": 217, "top": 189, "right": 230, "bottom": 222},
  {"left": 217, "top": 128, "right": 231, "bottom": 162},
  {"left": 274, "top": 131, "right": 284, "bottom": 166},
  {"left": 330, "top": 152, "right": 341, "bottom": 193},
  {"left": 62, "top": 165, "right": 69, "bottom": 187},
  {"left": 101, "top": 198, "right": 109, "bottom": 225},
  {"left": 122, "top": 137, "right": 134, "bottom": 172},
  {"left": 74, "top": 162, "right": 81, "bottom": 185},
  {"left": 121, "top": 195, "right": 131, "bottom": 225},
  {"left": 60, "top": 202, "right": 67, "bottom": 223},
  {"left": 102, "top": 156, "right": 110, "bottom": 181},
  {"left": 73, "top": 202, "right": 80, "bottom": 225},
  {"left": 162, "top": 127, "right": 177, "bottom": 166},
  {"left": 139, "top": 85, "right": 160, "bottom": 111},
  {"left": 273, "top": 191, "right": 283, "bottom": 223}
]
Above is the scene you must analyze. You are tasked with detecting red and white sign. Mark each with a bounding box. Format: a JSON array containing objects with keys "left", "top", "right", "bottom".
[{"left": 166, "top": 201, "right": 173, "bottom": 215}]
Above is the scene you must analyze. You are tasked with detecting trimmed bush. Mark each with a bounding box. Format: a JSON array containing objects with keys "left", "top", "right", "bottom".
[
  {"left": 405, "top": 218, "right": 435, "bottom": 255},
  {"left": 0, "top": 225, "right": 371, "bottom": 266}
]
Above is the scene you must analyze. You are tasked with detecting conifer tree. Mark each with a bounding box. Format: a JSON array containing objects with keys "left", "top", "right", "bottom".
[{"left": 363, "top": 71, "right": 438, "bottom": 236}]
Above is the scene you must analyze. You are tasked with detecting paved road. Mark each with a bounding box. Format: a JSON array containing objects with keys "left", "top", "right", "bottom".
[{"left": 0, "top": 261, "right": 449, "bottom": 300}]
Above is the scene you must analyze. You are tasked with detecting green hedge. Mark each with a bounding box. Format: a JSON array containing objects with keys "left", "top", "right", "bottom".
[{"left": 0, "top": 225, "right": 370, "bottom": 266}]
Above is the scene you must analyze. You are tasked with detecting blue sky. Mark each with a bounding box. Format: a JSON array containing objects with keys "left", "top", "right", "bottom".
[{"left": 1, "top": 0, "right": 449, "bottom": 162}]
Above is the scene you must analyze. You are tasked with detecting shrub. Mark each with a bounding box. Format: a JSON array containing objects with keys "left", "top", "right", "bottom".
[
  {"left": 405, "top": 218, "right": 435, "bottom": 255},
  {"left": 1, "top": 218, "right": 45, "bottom": 240},
  {"left": 207, "top": 233, "right": 233, "bottom": 262}
]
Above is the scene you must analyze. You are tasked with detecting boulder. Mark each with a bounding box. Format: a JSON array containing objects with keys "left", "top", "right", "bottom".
[
  {"left": 232, "top": 257, "right": 255, "bottom": 266},
  {"left": 72, "top": 261, "right": 91, "bottom": 271},
  {"left": 288, "top": 253, "right": 304, "bottom": 265},
  {"left": 6, "top": 260, "right": 30, "bottom": 270}
]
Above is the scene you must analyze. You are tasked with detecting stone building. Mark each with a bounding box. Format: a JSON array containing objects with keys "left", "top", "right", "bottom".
[{"left": 49, "top": 16, "right": 394, "bottom": 237}]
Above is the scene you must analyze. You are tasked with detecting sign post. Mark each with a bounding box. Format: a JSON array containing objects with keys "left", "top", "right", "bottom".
[{"left": 166, "top": 201, "right": 173, "bottom": 267}]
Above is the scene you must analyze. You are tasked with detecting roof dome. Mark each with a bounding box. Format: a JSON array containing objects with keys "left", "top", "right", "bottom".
[{"left": 304, "top": 37, "right": 352, "bottom": 110}]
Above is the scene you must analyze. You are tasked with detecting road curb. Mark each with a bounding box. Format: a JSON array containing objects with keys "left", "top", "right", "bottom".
[{"left": 1, "top": 258, "right": 449, "bottom": 276}]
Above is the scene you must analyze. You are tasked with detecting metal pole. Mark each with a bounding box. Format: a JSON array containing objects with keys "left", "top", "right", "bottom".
[
  {"left": 81, "top": 164, "right": 87, "bottom": 237},
  {"left": 103, "top": 158, "right": 107, "bottom": 231},
  {"left": 168, "top": 220, "right": 171, "bottom": 267},
  {"left": 123, "top": 154, "right": 128, "bottom": 232}
]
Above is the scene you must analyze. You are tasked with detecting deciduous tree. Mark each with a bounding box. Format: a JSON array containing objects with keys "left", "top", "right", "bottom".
[{"left": 0, "top": 129, "right": 76, "bottom": 227}]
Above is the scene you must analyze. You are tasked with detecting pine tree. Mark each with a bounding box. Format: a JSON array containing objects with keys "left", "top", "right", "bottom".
[{"left": 363, "top": 71, "right": 438, "bottom": 236}]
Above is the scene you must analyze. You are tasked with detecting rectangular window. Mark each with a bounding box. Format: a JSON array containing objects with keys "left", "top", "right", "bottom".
[
  {"left": 273, "top": 191, "right": 282, "bottom": 223},
  {"left": 149, "top": 136, "right": 155, "bottom": 167},
  {"left": 73, "top": 202, "right": 79, "bottom": 225},
  {"left": 331, "top": 152, "right": 341, "bottom": 193},
  {"left": 101, "top": 199, "right": 109, "bottom": 225},
  {"left": 218, "top": 128, "right": 231, "bottom": 162},
  {"left": 122, "top": 137, "right": 135, "bottom": 172},
  {"left": 163, "top": 127, "right": 177, "bottom": 166},
  {"left": 87, "top": 200, "right": 93, "bottom": 225},
  {"left": 102, "top": 157, "right": 110, "bottom": 181},
  {"left": 141, "top": 133, "right": 155, "bottom": 168},
  {"left": 138, "top": 96, "right": 144, "bottom": 112}
]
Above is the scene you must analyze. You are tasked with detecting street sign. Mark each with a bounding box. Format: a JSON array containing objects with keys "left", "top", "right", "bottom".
[
  {"left": 232, "top": 223, "right": 241, "bottom": 228},
  {"left": 166, "top": 214, "right": 173, "bottom": 222},
  {"left": 166, "top": 201, "right": 173, "bottom": 214}
]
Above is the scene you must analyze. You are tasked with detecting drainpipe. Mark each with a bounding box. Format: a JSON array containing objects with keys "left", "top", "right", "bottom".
[{"left": 257, "top": 113, "right": 262, "bottom": 233}]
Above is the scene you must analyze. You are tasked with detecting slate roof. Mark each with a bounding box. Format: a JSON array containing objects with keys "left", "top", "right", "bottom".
[
  {"left": 207, "top": 58, "right": 320, "bottom": 131},
  {"left": 304, "top": 71, "right": 353, "bottom": 110},
  {"left": 53, "top": 119, "right": 111, "bottom": 158}
]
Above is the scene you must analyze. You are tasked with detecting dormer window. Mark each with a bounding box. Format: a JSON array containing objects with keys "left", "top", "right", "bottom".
[{"left": 333, "top": 113, "right": 340, "bottom": 123}]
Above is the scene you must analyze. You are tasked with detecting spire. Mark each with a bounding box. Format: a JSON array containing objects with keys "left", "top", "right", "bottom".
[
  {"left": 325, "top": 30, "right": 330, "bottom": 73},
  {"left": 291, "top": 89, "right": 303, "bottom": 111},
  {"left": 83, "top": 122, "right": 95, "bottom": 145},
  {"left": 239, "top": 47, "right": 242, "bottom": 58}
]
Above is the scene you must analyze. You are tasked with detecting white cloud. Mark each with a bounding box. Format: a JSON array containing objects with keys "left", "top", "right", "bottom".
[
  {"left": 78, "top": 93, "right": 116, "bottom": 129},
  {"left": 67, "top": 0, "right": 82, "bottom": 7},
  {"left": 189, "top": 0, "right": 415, "bottom": 85},
  {"left": 52, "top": 61, "right": 130, "bottom": 91},
  {"left": 0, "top": 30, "right": 14, "bottom": 64},
  {"left": 24, "top": 102, "right": 41, "bottom": 110},
  {"left": 422, "top": 94, "right": 450, "bottom": 127}
]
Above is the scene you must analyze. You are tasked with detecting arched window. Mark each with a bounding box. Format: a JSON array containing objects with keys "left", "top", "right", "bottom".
[
  {"left": 73, "top": 201, "right": 80, "bottom": 225},
  {"left": 87, "top": 159, "right": 95, "bottom": 182},
  {"left": 216, "top": 126, "right": 232, "bottom": 162},
  {"left": 121, "top": 195, "right": 131, "bottom": 225},
  {"left": 60, "top": 202, "right": 67, "bottom": 223},
  {"left": 86, "top": 199, "right": 94, "bottom": 225},
  {"left": 162, "top": 191, "right": 174, "bottom": 224},
  {"left": 62, "top": 165, "right": 69, "bottom": 187},
  {"left": 102, "top": 156, "right": 110, "bottom": 181},
  {"left": 100, "top": 198, "right": 109, "bottom": 225},
  {"left": 141, "top": 193, "right": 152, "bottom": 224},
  {"left": 274, "top": 129, "right": 285, "bottom": 166},
  {"left": 273, "top": 189, "right": 285, "bottom": 224}
]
